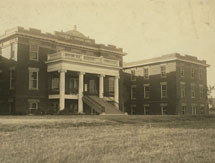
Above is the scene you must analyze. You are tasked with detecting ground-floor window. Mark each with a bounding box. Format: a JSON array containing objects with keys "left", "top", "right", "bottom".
[
  {"left": 131, "top": 105, "right": 136, "bottom": 115},
  {"left": 143, "top": 104, "right": 150, "bottom": 115},
  {"left": 70, "top": 103, "right": 78, "bottom": 113},
  {"left": 181, "top": 104, "right": 186, "bottom": 115},
  {"left": 191, "top": 105, "right": 197, "bottom": 115},
  {"left": 161, "top": 103, "right": 167, "bottom": 115},
  {"left": 28, "top": 100, "right": 39, "bottom": 114},
  {"left": 200, "top": 105, "right": 205, "bottom": 114}
]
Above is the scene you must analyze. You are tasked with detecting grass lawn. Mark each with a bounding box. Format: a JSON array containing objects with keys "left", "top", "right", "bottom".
[{"left": 0, "top": 115, "right": 215, "bottom": 163}]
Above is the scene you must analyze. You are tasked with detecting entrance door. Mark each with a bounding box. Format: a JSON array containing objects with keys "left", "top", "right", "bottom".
[{"left": 89, "top": 79, "right": 98, "bottom": 95}]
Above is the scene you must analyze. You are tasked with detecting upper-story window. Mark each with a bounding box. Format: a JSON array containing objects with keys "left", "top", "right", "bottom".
[
  {"left": 29, "top": 68, "right": 39, "bottom": 90},
  {"left": 52, "top": 78, "right": 59, "bottom": 90},
  {"left": 143, "top": 84, "right": 150, "bottom": 99},
  {"left": 191, "top": 67, "right": 195, "bottom": 78},
  {"left": 180, "top": 82, "right": 186, "bottom": 98},
  {"left": 161, "top": 65, "right": 166, "bottom": 78},
  {"left": 131, "top": 85, "right": 136, "bottom": 100},
  {"left": 199, "top": 85, "right": 204, "bottom": 99},
  {"left": 161, "top": 82, "right": 167, "bottom": 98},
  {"left": 180, "top": 67, "right": 184, "bottom": 77},
  {"left": 191, "top": 84, "right": 195, "bottom": 98},
  {"left": 143, "top": 68, "right": 149, "bottom": 79},
  {"left": 9, "top": 67, "right": 15, "bottom": 89},
  {"left": 10, "top": 43, "right": 15, "bottom": 60},
  {"left": 199, "top": 68, "right": 203, "bottom": 80},
  {"left": 29, "top": 44, "right": 39, "bottom": 61},
  {"left": 131, "top": 70, "right": 136, "bottom": 81}
]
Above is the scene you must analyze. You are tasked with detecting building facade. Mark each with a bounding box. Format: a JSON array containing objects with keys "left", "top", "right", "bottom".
[
  {"left": 123, "top": 53, "right": 209, "bottom": 115},
  {"left": 0, "top": 26, "right": 126, "bottom": 115}
]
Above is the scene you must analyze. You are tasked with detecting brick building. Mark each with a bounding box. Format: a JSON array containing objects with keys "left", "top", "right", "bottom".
[
  {"left": 123, "top": 53, "right": 210, "bottom": 115},
  {"left": 0, "top": 26, "right": 126, "bottom": 115}
]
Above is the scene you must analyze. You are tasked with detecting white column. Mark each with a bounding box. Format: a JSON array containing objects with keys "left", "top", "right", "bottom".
[
  {"left": 99, "top": 74, "right": 105, "bottom": 98},
  {"left": 59, "top": 69, "right": 66, "bottom": 111},
  {"left": 78, "top": 72, "right": 85, "bottom": 113},
  {"left": 114, "top": 76, "right": 119, "bottom": 107}
]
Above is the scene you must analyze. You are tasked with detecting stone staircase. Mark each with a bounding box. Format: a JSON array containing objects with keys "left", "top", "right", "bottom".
[{"left": 83, "top": 95, "right": 124, "bottom": 115}]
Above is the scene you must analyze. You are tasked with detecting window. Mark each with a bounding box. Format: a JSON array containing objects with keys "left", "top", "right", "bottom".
[
  {"left": 191, "top": 105, "right": 197, "bottom": 115},
  {"left": 161, "top": 82, "right": 167, "bottom": 98},
  {"left": 180, "top": 83, "right": 186, "bottom": 98},
  {"left": 131, "top": 85, "right": 136, "bottom": 100},
  {"left": 161, "top": 104, "right": 167, "bottom": 115},
  {"left": 131, "top": 105, "right": 136, "bottom": 115},
  {"left": 191, "top": 68, "right": 195, "bottom": 78},
  {"left": 29, "top": 68, "right": 39, "bottom": 90},
  {"left": 143, "top": 68, "right": 149, "bottom": 79},
  {"left": 180, "top": 67, "right": 184, "bottom": 77},
  {"left": 10, "top": 43, "right": 15, "bottom": 59},
  {"left": 199, "top": 85, "right": 204, "bottom": 99},
  {"left": 0, "top": 69, "right": 2, "bottom": 82},
  {"left": 70, "top": 78, "right": 79, "bottom": 94},
  {"left": 181, "top": 105, "right": 186, "bottom": 115},
  {"left": 10, "top": 68, "right": 15, "bottom": 89},
  {"left": 0, "top": 47, "right": 2, "bottom": 56},
  {"left": 104, "top": 77, "right": 114, "bottom": 96},
  {"left": 29, "top": 100, "right": 39, "bottom": 114},
  {"left": 199, "top": 68, "right": 203, "bottom": 80},
  {"left": 144, "top": 84, "right": 150, "bottom": 99},
  {"left": 161, "top": 65, "right": 166, "bottom": 78},
  {"left": 52, "top": 77, "right": 59, "bottom": 89},
  {"left": 29, "top": 44, "right": 39, "bottom": 60},
  {"left": 131, "top": 70, "right": 136, "bottom": 81},
  {"left": 144, "top": 104, "right": 150, "bottom": 115},
  {"left": 200, "top": 105, "right": 205, "bottom": 114},
  {"left": 191, "top": 84, "right": 195, "bottom": 98}
]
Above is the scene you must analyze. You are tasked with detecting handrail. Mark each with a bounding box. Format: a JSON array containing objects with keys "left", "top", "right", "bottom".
[
  {"left": 83, "top": 96, "right": 105, "bottom": 112},
  {"left": 104, "top": 96, "right": 119, "bottom": 108}
]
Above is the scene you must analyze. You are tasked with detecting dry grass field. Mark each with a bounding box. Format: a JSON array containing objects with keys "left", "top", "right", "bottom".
[{"left": 0, "top": 115, "right": 215, "bottom": 163}]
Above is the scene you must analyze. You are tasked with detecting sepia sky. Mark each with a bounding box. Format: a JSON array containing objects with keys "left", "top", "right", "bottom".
[{"left": 0, "top": 0, "right": 215, "bottom": 89}]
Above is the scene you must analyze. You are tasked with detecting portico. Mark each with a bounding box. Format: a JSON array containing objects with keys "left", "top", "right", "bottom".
[{"left": 46, "top": 51, "right": 121, "bottom": 114}]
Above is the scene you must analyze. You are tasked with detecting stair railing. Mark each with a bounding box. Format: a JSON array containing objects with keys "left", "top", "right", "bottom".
[{"left": 84, "top": 96, "right": 105, "bottom": 113}]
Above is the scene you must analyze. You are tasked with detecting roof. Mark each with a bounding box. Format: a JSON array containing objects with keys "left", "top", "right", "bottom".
[
  {"left": 65, "top": 25, "right": 87, "bottom": 38},
  {"left": 124, "top": 53, "right": 210, "bottom": 68}
]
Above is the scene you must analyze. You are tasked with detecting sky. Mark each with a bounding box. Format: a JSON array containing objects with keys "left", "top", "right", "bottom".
[{"left": 0, "top": 0, "right": 215, "bottom": 92}]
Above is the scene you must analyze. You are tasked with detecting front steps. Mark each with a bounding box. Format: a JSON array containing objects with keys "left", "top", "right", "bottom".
[{"left": 83, "top": 95, "right": 124, "bottom": 115}]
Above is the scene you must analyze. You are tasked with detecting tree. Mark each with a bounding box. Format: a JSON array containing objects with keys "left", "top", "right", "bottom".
[{"left": 207, "top": 85, "right": 215, "bottom": 109}]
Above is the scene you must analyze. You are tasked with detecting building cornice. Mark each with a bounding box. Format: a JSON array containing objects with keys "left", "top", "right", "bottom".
[
  {"left": 0, "top": 29, "right": 127, "bottom": 56},
  {"left": 124, "top": 57, "right": 210, "bottom": 69}
]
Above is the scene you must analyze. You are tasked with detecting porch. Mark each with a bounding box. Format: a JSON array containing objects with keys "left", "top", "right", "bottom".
[{"left": 46, "top": 50, "right": 121, "bottom": 114}]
